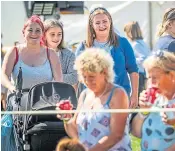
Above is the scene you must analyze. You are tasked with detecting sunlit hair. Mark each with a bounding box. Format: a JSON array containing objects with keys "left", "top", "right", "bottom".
[
  {"left": 156, "top": 8, "right": 175, "bottom": 37},
  {"left": 74, "top": 48, "right": 115, "bottom": 83},
  {"left": 22, "top": 15, "right": 44, "bottom": 36},
  {"left": 86, "top": 7, "right": 118, "bottom": 47},
  {"left": 43, "top": 19, "right": 65, "bottom": 50},
  {"left": 143, "top": 50, "right": 175, "bottom": 73},
  {"left": 56, "top": 138, "right": 86, "bottom": 151},
  {"left": 124, "top": 21, "right": 143, "bottom": 41}
]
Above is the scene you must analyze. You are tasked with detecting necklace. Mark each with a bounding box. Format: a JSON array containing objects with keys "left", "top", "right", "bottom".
[{"left": 90, "top": 84, "right": 108, "bottom": 109}]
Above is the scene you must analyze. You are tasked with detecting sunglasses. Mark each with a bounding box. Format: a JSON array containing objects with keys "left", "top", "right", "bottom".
[
  {"left": 167, "top": 8, "right": 175, "bottom": 20},
  {"left": 90, "top": 7, "right": 109, "bottom": 15}
]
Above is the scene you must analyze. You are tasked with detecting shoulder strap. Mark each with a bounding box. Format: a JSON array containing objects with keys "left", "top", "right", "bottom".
[
  {"left": 46, "top": 47, "right": 49, "bottom": 59},
  {"left": 14, "top": 47, "right": 18, "bottom": 66},
  {"left": 82, "top": 88, "right": 87, "bottom": 103},
  {"left": 106, "top": 86, "right": 117, "bottom": 105}
]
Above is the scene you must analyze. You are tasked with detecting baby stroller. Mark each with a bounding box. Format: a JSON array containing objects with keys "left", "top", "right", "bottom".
[{"left": 6, "top": 67, "right": 77, "bottom": 151}]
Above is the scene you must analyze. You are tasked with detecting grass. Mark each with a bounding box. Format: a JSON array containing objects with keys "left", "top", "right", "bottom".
[{"left": 131, "top": 134, "right": 141, "bottom": 151}]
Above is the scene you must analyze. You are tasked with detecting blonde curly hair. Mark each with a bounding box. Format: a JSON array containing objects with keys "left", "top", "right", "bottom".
[
  {"left": 143, "top": 50, "right": 175, "bottom": 73},
  {"left": 74, "top": 48, "right": 115, "bottom": 83}
]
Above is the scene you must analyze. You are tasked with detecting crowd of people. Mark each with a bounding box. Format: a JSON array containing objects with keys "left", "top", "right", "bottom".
[{"left": 1, "top": 6, "right": 175, "bottom": 151}]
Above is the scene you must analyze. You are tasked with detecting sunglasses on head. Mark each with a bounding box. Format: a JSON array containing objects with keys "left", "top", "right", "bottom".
[
  {"left": 167, "top": 8, "right": 175, "bottom": 20},
  {"left": 90, "top": 7, "right": 108, "bottom": 15}
]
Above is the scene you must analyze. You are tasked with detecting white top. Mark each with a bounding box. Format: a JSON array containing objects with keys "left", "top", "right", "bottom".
[{"left": 12, "top": 51, "right": 53, "bottom": 89}]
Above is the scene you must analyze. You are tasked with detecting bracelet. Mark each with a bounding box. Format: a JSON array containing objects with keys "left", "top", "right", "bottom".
[
  {"left": 138, "top": 112, "right": 148, "bottom": 119},
  {"left": 141, "top": 112, "right": 149, "bottom": 115},
  {"left": 63, "top": 119, "right": 71, "bottom": 124}
]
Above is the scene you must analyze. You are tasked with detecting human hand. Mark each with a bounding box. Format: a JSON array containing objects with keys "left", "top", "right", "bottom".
[
  {"left": 160, "top": 112, "right": 175, "bottom": 126},
  {"left": 129, "top": 94, "right": 138, "bottom": 108},
  {"left": 139, "top": 90, "right": 152, "bottom": 109},
  {"left": 56, "top": 99, "right": 73, "bottom": 120},
  {"left": 165, "top": 144, "right": 175, "bottom": 151},
  {"left": 9, "top": 85, "right": 16, "bottom": 93}
]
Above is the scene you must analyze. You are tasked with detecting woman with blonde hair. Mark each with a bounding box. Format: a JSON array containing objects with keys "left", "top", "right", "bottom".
[
  {"left": 57, "top": 48, "right": 131, "bottom": 151},
  {"left": 75, "top": 6, "right": 139, "bottom": 108},
  {"left": 154, "top": 8, "right": 175, "bottom": 52},
  {"left": 56, "top": 138, "right": 86, "bottom": 151},
  {"left": 124, "top": 21, "right": 151, "bottom": 95},
  {"left": 43, "top": 19, "right": 78, "bottom": 87},
  {"left": 130, "top": 50, "right": 175, "bottom": 151}
]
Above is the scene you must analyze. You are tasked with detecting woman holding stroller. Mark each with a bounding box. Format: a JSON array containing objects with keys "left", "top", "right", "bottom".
[
  {"left": 130, "top": 50, "right": 175, "bottom": 151},
  {"left": 56, "top": 48, "right": 131, "bottom": 151},
  {"left": 1, "top": 15, "right": 63, "bottom": 95},
  {"left": 75, "top": 6, "right": 139, "bottom": 108}
]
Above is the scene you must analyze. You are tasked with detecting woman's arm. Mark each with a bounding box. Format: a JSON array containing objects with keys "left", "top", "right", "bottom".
[
  {"left": 63, "top": 90, "right": 86, "bottom": 138},
  {"left": 120, "top": 37, "right": 139, "bottom": 107},
  {"left": 89, "top": 88, "right": 129, "bottom": 151},
  {"left": 129, "top": 72, "right": 139, "bottom": 107},
  {"left": 48, "top": 49, "right": 63, "bottom": 82},
  {"left": 166, "top": 144, "right": 175, "bottom": 151},
  {"left": 131, "top": 90, "right": 151, "bottom": 138},
  {"left": 1, "top": 48, "right": 17, "bottom": 92},
  {"left": 130, "top": 113, "right": 146, "bottom": 138}
]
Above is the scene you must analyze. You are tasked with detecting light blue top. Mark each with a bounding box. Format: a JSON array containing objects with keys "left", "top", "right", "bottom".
[
  {"left": 76, "top": 85, "right": 131, "bottom": 151},
  {"left": 141, "top": 97, "right": 175, "bottom": 151},
  {"left": 129, "top": 39, "right": 151, "bottom": 73},
  {"left": 154, "top": 35, "right": 175, "bottom": 53},
  {"left": 75, "top": 35, "right": 138, "bottom": 96},
  {"left": 12, "top": 53, "right": 53, "bottom": 89}
]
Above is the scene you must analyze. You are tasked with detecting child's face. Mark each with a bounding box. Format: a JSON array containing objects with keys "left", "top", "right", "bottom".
[{"left": 45, "top": 26, "right": 63, "bottom": 49}]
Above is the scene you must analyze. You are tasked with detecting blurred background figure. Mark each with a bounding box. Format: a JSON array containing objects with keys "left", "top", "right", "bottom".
[
  {"left": 154, "top": 8, "right": 175, "bottom": 52},
  {"left": 124, "top": 21, "right": 151, "bottom": 96},
  {"left": 56, "top": 138, "right": 86, "bottom": 151}
]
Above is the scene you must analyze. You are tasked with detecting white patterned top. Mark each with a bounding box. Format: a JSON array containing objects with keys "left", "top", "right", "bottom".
[{"left": 76, "top": 86, "right": 131, "bottom": 151}]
